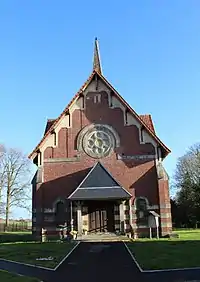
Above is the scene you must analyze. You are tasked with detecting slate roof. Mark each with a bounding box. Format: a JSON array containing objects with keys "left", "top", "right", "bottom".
[{"left": 68, "top": 162, "right": 131, "bottom": 200}]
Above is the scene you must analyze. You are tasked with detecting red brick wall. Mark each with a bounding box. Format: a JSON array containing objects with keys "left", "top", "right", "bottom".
[
  {"left": 33, "top": 89, "right": 171, "bottom": 236},
  {"left": 158, "top": 179, "right": 172, "bottom": 235},
  {"left": 42, "top": 91, "right": 158, "bottom": 205}
]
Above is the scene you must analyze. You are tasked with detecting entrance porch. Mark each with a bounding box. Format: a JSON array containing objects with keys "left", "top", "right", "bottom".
[
  {"left": 71, "top": 199, "right": 132, "bottom": 236},
  {"left": 68, "top": 162, "right": 132, "bottom": 235},
  {"left": 86, "top": 200, "right": 115, "bottom": 233}
]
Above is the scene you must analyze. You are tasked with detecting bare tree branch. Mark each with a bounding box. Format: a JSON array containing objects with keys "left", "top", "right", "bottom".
[
  {"left": 0, "top": 145, "right": 32, "bottom": 227},
  {"left": 173, "top": 143, "right": 200, "bottom": 227}
]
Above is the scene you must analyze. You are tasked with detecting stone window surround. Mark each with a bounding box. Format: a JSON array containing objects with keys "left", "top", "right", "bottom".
[{"left": 77, "top": 123, "right": 121, "bottom": 156}]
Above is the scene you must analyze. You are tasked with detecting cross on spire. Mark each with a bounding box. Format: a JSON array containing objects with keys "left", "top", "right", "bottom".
[{"left": 93, "top": 37, "right": 102, "bottom": 74}]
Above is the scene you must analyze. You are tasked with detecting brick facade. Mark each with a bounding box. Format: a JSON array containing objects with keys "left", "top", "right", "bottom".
[{"left": 30, "top": 41, "right": 172, "bottom": 239}]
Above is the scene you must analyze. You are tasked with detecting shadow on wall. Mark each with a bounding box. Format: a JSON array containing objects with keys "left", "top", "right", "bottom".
[
  {"left": 37, "top": 162, "right": 158, "bottom": 209},
  {"left": 37, "top": 167, "right": 91, "bottom": 208},
  {"left": 114, "top": 157, "right": 155, "bottom": 169},
  {"left": 130, "top": 165, "right": 159, "bottom": 205},
  {"left": 78, "top": 90, "right": 156, "bottom": 169}
]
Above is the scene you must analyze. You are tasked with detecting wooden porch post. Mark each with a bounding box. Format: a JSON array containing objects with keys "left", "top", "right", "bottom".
[
  {"left": 77, "top": 201, "right": 82, "bottom": 235},
  {"left": 129, "top": 198, "right": 133, "bottom": 233},
  {"left": 70, "top": 201, "right": 73, "bottom": 231},
  {"left": 119, "top": 200, "right": 125, "bottom": 234}
]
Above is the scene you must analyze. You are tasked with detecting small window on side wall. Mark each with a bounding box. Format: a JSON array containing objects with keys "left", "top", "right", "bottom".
[
  {"left": 94, "top": 94, "right": 101, "bottom": 103},
  {"left": 55, "top": 201, "right": 65, "bottom": 226},
  {"left": 135, "top": 198, "right": 148, "bottom": 226}
]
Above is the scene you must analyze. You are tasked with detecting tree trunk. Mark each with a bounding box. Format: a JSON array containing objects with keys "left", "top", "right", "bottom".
[
  {"left": 5, "top": 185, "right": 10, "bottom": 230},
  {"left": 0, "top": 178, "right": 4, "bottom": 215}
]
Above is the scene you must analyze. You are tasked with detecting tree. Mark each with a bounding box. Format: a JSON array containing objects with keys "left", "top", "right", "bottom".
[
  {"left": 173, "top": 143, "right": 200, "bottom": 227},
  {"left": 0, "top": 145, "right": 32, "bottom": 228},
  {"left": 0, "top": 145, "right": 6, "bottom": 216}
]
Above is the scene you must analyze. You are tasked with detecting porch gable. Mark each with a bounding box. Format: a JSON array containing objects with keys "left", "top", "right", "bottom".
[{"left": 68, "top": 162, "right": 131, "bottom": 200}]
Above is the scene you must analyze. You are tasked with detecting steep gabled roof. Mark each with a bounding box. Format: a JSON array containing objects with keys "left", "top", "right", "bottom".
[
  {"left": 28, "top": 71, "right": 96, "bottom": 159},
  {"left": 96, "top": 71, "right": 170, "bottom": 156},
  {"left": 140, "top": 114, "right": 155, "bottom": 134},
  {"left": 29, "top": 70, "right": 170, "bottom": 159},
  {"left": 29, "top": 39, "right": 170, "bottom": 159},
  {"left": 68, "top": 162, "right": 131, "bottom": 200},
  {"left": 44, "top": 119, "right": 56, "bottom": 135}
]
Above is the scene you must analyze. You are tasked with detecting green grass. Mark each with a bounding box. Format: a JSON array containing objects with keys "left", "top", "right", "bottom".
[
  {"left": 0, "top": 241, "right": 76, "bottom": 268},
  {"left": 126, "top": 229, "right": 200, "bottom": 270},
  {"left": 0, "top": 270, "right": 39, "bottom": 282},
  {"left": 0, "top": 232, "right": 34, "bottom": 243}
]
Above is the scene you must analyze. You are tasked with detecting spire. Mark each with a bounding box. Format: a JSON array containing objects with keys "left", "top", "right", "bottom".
[{"left": 93, "top": 37, "right": 102, "bottom": 74}]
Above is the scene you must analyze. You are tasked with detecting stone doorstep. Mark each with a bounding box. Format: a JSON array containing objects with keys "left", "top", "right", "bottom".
[
  {"left": 79, "top": 238, "right": 130, "bottom": 242},
  {"left": 76, "top": 235, "right": 130, "bottom": 242}
]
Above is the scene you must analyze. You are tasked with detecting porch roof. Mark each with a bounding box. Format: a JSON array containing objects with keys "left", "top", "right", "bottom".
[{"left": 68, "top": 162, "right": 131, "bottom": 200}]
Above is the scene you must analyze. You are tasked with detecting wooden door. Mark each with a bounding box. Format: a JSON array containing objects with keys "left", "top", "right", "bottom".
[
  {"left": 100, "top": 209, "right": 107, "bottom": 232},
  {"left": 88, "top": 201, "right": 114, "bottom": 233},
  {"left": 89, "top": 207, "right": 96, "bottom": 232}
]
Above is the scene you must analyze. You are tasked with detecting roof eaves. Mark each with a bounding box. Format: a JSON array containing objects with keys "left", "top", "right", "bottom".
[
  {"left": 97, "top": 73, "right": 171, "bottom": 155},
  {"left": 68, "top": 161, "right": 131, "bottom": 199},
  {"left": 28, "top": 71, "right": 96, "bottom": 159}
]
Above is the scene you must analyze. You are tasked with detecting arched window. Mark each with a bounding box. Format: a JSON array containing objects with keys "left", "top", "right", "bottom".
[
  {"left": 55, "top": 201, "right": 65, "bottom": 226},
  {"left": 135, "top": 198, "right": 148, "bottom": 226}
]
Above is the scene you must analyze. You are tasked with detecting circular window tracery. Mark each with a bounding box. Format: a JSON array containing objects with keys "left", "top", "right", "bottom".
[
  {"left": 77, "top": 124, "right": 118, "bottom": 159},
  {"left": 84, "top": 129, "right": 113, "bottom": 158}
]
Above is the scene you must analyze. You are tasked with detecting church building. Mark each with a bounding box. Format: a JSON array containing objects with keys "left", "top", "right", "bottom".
[{"left": 29, "top": 39, "right": 172, "bottom": 238}]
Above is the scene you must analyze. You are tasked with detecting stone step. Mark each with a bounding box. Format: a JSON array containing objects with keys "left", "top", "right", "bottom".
[{"left": 76, "top": 234, "right": 130, "bottom": 242}]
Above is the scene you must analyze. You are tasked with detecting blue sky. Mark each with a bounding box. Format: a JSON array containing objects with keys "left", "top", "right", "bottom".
[{"left": 0, "top": 1, "right": 200, "bottom": 217}]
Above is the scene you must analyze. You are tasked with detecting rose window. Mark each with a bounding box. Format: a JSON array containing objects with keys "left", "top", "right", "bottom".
[{"left": 82, "top": 127, "right": 115, "bottom": 158}]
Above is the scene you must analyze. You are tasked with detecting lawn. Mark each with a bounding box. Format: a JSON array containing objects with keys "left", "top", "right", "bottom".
[
  {"left": 126, "top": 229, "right": 200, "bottom": 270},
  {"left": 0, "top": 270, "right": 40, "bottom": 282},
  {"left": 0, "top": 232, "right": 33, "bottom": 243},
  {"left": 0, "top": 241, "right": 77, "bottom": 268}
]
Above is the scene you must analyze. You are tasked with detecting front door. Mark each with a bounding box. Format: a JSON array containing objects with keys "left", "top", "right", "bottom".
[{"left": 88, "top": 201, "right": 115, "bottom": 233}]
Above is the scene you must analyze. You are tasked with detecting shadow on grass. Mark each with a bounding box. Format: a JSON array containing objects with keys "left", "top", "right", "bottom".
[
  {"left": 0, "top": 232, "right": 34, "bottom": 243},
  {"left": 127, "top": 239, "right": 200, "bottom": 270}
]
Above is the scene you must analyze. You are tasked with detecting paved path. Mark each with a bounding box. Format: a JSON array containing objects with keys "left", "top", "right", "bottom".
[
  {"left": 53, "top": 242, "right": 144, "bottom": 282},
  {"left": 144, "top": 269, "right": 200, "bottom": 282},
  {"left": 0, "top": 259, "right": 51, "bottom": 281},
  {"left": 1, "top": 242, "right": 200, "bottom": 281}
]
